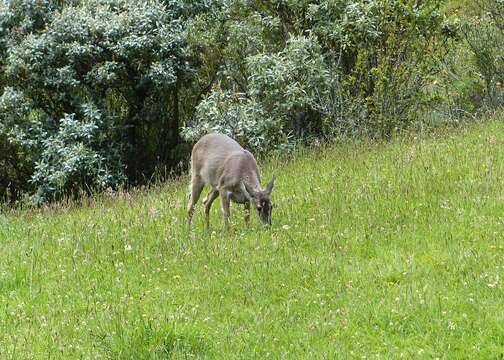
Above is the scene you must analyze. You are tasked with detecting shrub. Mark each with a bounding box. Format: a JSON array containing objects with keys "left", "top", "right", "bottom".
[
  {"left": 1, "top": 0, "right": 190, "bottom": 202},
  {"left": 247, "top": 35, "right": 332, "bottom": 139},
  {"left": 183, "top": 35, "right": 330, "bottom": 150},
  {"left": 0, "top": 0, "right": 482, "bottom": 203},
  {"left": 462, "top": 7, "right": 504, "bottom": 108},
  {"left": 29, "top": 108, "right": 125, "bottom": 205},
  {"left": 182, "top": 90, "right": 289, "bottom": 152},
  {"left": 184, "top": 0, "right": 448, "bottom": 146}
]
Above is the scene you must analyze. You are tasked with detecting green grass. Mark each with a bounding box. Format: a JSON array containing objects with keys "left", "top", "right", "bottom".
[{"left": 1, "top": 119, "right": 504, "bottom": 359}]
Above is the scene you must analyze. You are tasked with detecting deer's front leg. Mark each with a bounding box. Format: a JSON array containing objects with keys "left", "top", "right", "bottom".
[
  {"left": 244, "top": 201, "right": 251, "bottom": 226},
  {"left": 203, "top": 189, "right": 219, "bottom": 229},
  {"left": 220, "top": 190, "right": 231, "bottom": 228}
]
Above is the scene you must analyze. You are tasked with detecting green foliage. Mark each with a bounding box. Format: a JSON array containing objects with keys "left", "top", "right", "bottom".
[
  {"left": 346, "top": 0, "right": 446, "bottom": 136},
  {"left": 0, "top": 0, "right": 190, "bottom": 202},
  {"left": 30, "top": 108, "right": 125, "bottom": 205},
  {"left": 427, "top": 0, "right": 504, "bottom": 121},
  {"left": 0, "top": 0, "right": 499, "bottom": 203},
  {"left": 0, "top": 0, "right": 65, "bottom": 201},
  {"left": 182, "top": 90, "right": 288, "bottom": 151},
  {"left": 247, "top": 35, "right": 332, "bottom": 138},
  {"left": 0, "top": 87, "right": 36, "bottom": 201},
  {"left": 183, "top": 0, "right": 448, "bottom": 148},
  {"left": 184, "top": 35, "right": 331, "bottom": 149},
  {"left": 0, "top": 0, "right": 57, "bottom": 52},
  {"left": 462, "top": 4, "right": 504, "bottom": 108}
]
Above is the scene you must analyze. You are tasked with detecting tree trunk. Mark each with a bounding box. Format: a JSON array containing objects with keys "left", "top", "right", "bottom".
[{"left": 125, "top": 86, "right": 147, "bottom": 182}]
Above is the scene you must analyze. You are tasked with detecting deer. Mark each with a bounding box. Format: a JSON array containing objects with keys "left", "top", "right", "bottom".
[{"left": 187, "top": 133, "right": 275, "bottom": 230}]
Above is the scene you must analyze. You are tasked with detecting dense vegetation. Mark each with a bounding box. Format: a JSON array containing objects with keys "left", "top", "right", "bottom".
[
  {"left": 0, "top": 0, "right": 502, "bottom": 203},
  {"left": 1, "top": 1, "right": 503, "bottom": 357},
  {"left": 1, "top": 118, "right": 503, "bottom": 358}
]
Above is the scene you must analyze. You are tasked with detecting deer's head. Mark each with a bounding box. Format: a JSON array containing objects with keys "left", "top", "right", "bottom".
[{"left": 243, "top": 176, "right": 275, "bottom": 225}]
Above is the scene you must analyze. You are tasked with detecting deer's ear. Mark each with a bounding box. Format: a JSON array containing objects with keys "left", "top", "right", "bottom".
[
  {"left": 241, "top": 182, "right": 255, "bottom": 200},
  {"left": 265, "top": 175, "right": 275, "bottom": 195}
]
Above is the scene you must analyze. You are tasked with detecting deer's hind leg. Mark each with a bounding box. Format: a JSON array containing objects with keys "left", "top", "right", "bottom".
[
  {"left": 219, "top": 190, "right": 231, "bottom": 228},
  {"left": 187, "top": 175, "right": 204, "bottom": 230},
  {"left": 203, "top": 189, "right": 219, "bottom": 229},
  {"left": 244, "top": 201, "right": 251, "bottom": 225}
]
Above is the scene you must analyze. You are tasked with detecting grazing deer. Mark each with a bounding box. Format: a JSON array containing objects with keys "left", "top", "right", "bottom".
[{"left": 187, "top": 133, "right": 275, "bottom": 229}]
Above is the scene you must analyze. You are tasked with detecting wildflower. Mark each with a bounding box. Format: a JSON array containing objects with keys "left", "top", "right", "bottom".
[
  {"left": 148, "top": 206, "right": 158, "bottom": 218},
  {"left": 282, "top": 224, "right": 290, "bottom": 230},
  {"left": 124, "top": 244, "right": 132, "bottom": 251}
]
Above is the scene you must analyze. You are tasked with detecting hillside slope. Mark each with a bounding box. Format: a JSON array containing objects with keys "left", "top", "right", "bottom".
[{"left": 1, "top": 120, "right": 504, "bottom": 358}]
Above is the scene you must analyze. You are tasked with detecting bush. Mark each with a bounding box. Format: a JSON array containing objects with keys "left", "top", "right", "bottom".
[
  {"left": 184, "top": 0, "right": 448, "bottom": 146},
  {"left": 30, "top": 108, "right": 125, "bottom": 204},
  {"left": 428, "top": 0, "right": 504, "bottom": 121},
  {"left": 463, "top": 8, "right": 504, "bottom": 108},
  {"left": 0, "top": 0, "right": 492, "bottom": 204},
  {"left": 182, "top": 89, "right": 289, "bottom": 152},
  {"left": 0, "top": 0, "right": 190, "bottom": 202},
  {"left": 247, "top": 35, "right": 332, "bottom": 139},
  {"left": 183, "top": 35, "right": 331, "bottom": 150}
]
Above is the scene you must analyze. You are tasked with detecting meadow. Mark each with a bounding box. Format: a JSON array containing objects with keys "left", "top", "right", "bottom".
[{"left": 1, "top": 118, "right": 503, "bottom": 359}]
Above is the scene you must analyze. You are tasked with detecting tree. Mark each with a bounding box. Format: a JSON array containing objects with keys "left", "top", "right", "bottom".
[
  {"left": 0, "top": 0, "right": 191, "bottom": 202},
  {"left": 183, "top": 0, "right": 448, "bottom": 145}
]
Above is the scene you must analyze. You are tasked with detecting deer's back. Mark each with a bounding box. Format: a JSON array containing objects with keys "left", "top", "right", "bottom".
[{"left": 191, "top": 133, "right": 259, "bottom": 189}]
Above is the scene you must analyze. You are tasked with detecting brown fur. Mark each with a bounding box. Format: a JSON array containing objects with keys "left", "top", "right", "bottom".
[{"left": 187, "top": 133, "right": 275, "bottom": 229}]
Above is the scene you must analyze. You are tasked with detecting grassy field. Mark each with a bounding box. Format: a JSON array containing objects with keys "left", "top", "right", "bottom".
[{"left": 1, "top": 119, "right": 504, "bottom": 359}]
